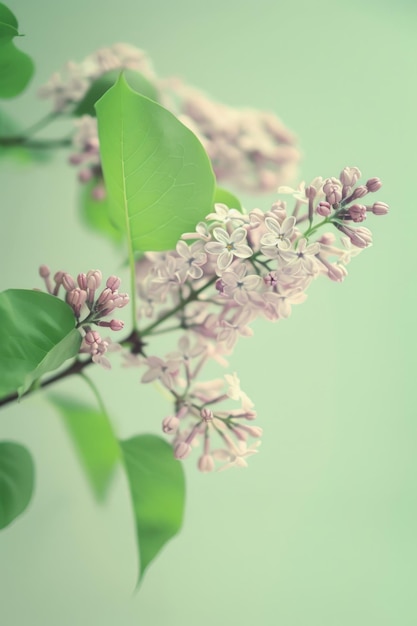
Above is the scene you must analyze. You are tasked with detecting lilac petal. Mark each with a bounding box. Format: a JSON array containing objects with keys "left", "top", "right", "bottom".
[
  {"left": 212, "top": 227, "right": 230, "bottom": 244},
  {"left": 234, "top": 244, "right": 253, "bottom": 259},
  {"left": 218, "top": 250, "right": 234, "bottom": 271},
  {"left": 230, "top": 227, "right": 248, "bottom": 244},
  {"left": 205, "top": 241, "right": 227, "bottom": 255}
]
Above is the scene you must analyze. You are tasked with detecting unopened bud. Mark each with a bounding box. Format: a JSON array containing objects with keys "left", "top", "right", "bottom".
[
  {"left": 348, "top": 226, "right": 373, "bottom": 249},
  {"left": 198, "top": 454, "right": 215, "bottom": 472},
  {"left": 162, "top": 415, "right": 180, "bottom": 434},
  {"left": 39, "top": 265, "right": 50, "bottom": 278},
  {"left": 174, "top": 441, "right": 192, "bottom": 460},
  {"left": 339, "top": 166, "right": 361, "bottom": 187},
  {"left": 317, "top": 201, "right": 332, "bottom": 217},
  {"left": 351, "top": 185, "right": 368, "bottom": 200},
  {"left": 109, "top": 319, "right": 124, "bottom": 331},
  {"left": 106, "top": 275, "right": 121, "bottom": 290},
  {"left": 62, "top": 273, "right": 76, "bottom": 291},
  {"left": 323, "top": 177, "right": 343, "bottom": 205},
  {"left": 327, "top": 264, "right": 348, "bottom": 282},
  {"left": 348, "top": 204, "right": 367, "bottom": 223},
  {"left": 200, "top": 408, "right": 213, "bottom": 422},
  {"left": 77, "top": 273, "right": 87, "bottom": 290},
  {"left": 78, "top": 169, "right": 93, "bottom": 183},
  {"left": 371, "top": 201, "right": 389, "bottom": 215},
  {"left": 318, "top": 232, "right": 336, "bottom": 245},
  {"left": 366, "top": 177, "right": 382, "bottom": 192}
]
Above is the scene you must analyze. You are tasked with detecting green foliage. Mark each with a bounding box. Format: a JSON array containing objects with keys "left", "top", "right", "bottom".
[
  {"left": 0, "top": 289, "right": 81, "bottom": 399},
  {"left": 49, "top": 394, "right": 120, "bottom": 501},
  {"left": 120, "top": 434, "right": 186, "bottom": 583},
  {"left": 73, "top": 68, "right": 159, "bottom": 117},
  {"left": 96, "top": 73, "right": 215, "bottom": 252},
  {"left": 0, "top": 441, "right": 35, "bottom": 529},
  {"left": 79, "top": 177, "right": 123, "bottom": 245},
  {"left": 214, "top": 186, "right": 242, "bottom": 211},
  {"left": 0, "top": 3, "right": 34, "bottom": 98}
]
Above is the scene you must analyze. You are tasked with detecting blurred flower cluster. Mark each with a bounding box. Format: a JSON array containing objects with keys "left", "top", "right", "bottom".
[{"left": 38, "top": 43, "right": 300, "bottom": 196}]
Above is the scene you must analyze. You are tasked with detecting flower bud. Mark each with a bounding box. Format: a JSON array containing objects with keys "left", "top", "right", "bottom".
[
  {"left": 351, "top": 185, "right": 368, "bottom": 200},
  {"left": 174, "top": 441, "right": 192, "bottom": 460},
  {"left": 327, "top": 264, "right": 348, "bottom": 282},
  {"left": 106, "top": 276, "right": 121, "bottom": 290},
  {"left": 348, "top": 227, "right": 373, "bottom": 248},
  {"left": 317, "top": 201, "right": 332, "bottom": 217},
  {"left": 348, "top": 204, "right": 367, "bottom": 222},
  {"left": 323, "top": 177, "right": 343, "bottom": 204},
  {"left": 198, "top": 454, "right": 215, "bottom": 472},
  {"left": 77, "top": 273, "right": 87, "bottom": 290},
  {"left": 109, "top": 319, "right": 124, "bottom": 331},
  {"left": 62, "top": 273, "right": 76, "bottom": 291},
  {"left": 162, "top": 416, "right": 180, "bottom": 434},
  {"left": 39, "top": 265, "right": 50, "bottom": 278},
  {"left": 339, "top": 166, "right": 361, "bottom": 187},
  {"left": 317, "top": 232, "right": 336, "bottom": 245},
  {"left": 366, "top": 177, "right": 382, "bottom": 192},
  {"left": 371, "top": 201, "right": 389, "bottom": 215}
]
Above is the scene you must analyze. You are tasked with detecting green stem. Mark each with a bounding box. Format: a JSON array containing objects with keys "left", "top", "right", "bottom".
[
  {"left": 140, "top": 275, "right": 217, "bottom": 337},
  {"left": 22, "top": 110, "right": 63, "bottom": 138},
  {"left": 79, "top": 371, "right": 111, "bottom": 420},
  {"left": 0, "top": 136, "right": 72, "bottom": 149}
]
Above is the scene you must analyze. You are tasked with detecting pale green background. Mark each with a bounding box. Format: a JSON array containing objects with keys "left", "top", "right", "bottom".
[{"left": 0, "top": 0, "right": 416, "bottom": 624}]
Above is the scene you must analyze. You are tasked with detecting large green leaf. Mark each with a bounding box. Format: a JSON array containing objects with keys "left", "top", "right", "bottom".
[
  {"left": 95, "top": 73, "right": 215, "bottom": 252},
  {"left": 79, "top": 177, "right": 123, "bottom": 244},
  {"left": 0, "top": 289, "right": 81, "bottom": 399},
  {"left": 0, "top": 441, "right": 35, "bottom": 529},
  {"left": 0, "top": 3, "right": 34, "bottom": 98},
  {"left": 120, "top": 434, "right": 186, "bottom": 583},
  {"left": 49, "top": 394, "right": 120, "bottom": 501},
  {"left": 73, "top": 68, "right": 159, "bottom": 117}
]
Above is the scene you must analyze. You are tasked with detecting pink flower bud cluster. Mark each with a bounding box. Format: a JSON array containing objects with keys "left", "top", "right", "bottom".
[
  {"left": 38, "top": 266, "right": 129, "bottom": 368},
  {"left": 139, "top": 336, "right": 261, "bottom": 472}
]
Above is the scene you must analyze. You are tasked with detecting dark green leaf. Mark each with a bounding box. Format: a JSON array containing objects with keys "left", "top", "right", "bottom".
[
  {"left": 96, "top": 73, "right": 215, "bottom": 252},
  {"left": 0, "top": 289, "right": 81, "bottom": 399},
  {"left": 49, "top": 394, "right": 120, "bottom": 501},
  {"left": 214, "top": 186, "right": 242, "bottom": 211},
  {"left": 0, "top": 3, "right": 18, "bottom": 42},
  {"left": 120, "top": 434, "right": 186, "bottom": 583},
  {"left": 0, "top": 441, "right": 35, "bottom": 529},
  {"left": 0, "top": 4, "right": 34, "bottom": 98},
  {"left": 73, "top": 68, "right": 159, "bottom": 117},
  {"left": 79, "top": 177, "right": 123, "bottom": 244}
]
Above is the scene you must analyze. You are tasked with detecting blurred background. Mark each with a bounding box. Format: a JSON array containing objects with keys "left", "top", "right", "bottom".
[{"left": 0, "top": 0, "right": 416, "bottom": 624}]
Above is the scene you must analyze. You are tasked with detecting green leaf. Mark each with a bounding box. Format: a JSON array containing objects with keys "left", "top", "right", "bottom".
[
  {"left": 0, "top": 441, "right": 35, "bottom": 529},
  {"left": 79, "top": 176, "right": 123, "bottom": 244},
  {"left": 0, "top": 4, "right": 34, "bottom": 98},
  {"left": 214, "top": 186, "right": 242, "bottom": 211},
  {"left": 0, "top": 3, "right": 18, "bottom": 42},
  {"left": 73, "top": 68, "right": 159, "bottom": 117},
  {"left": 120, "top": 434, "right": 186, "bottom": 583},
  {"left": 96, "top": 73, "right": 215, "bottom": 252},
  {"left": 48, "top": 394, "right": 120, "bottom": 501},
  {"left": 0, "top": 289, "right": 81, "bottom": 399}
]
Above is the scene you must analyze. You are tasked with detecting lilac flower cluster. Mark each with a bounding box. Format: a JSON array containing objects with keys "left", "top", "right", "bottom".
[
  {"left": 38, "top": 266, "right": 129, "bottom": 369},
  {"left": 38, "top": 44, "right": 299, "bottom": 197},
  {"left": 160, "top": 78, "right": 300, "bottom": 192},
  {"left": 132, "top": 167, "right": 388, "bottom": 470}
]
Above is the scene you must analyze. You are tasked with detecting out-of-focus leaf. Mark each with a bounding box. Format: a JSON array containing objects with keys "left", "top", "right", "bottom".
[
  {"left": 0, "top": 3, "right": 34, "bottom": 98},
  {"left": 0, "top": 441, "right": 35, "bottom": 529},
  {"left": 96, "top": 73, "right": 215, "bottom": 252},
  {"left": 214, "top": 186, "right": 242, "bottom": 211},
  {"left": 120, "top": 434, "right": 186, "bottom": 583},
  {"left": 79, "top": 177, "right": 123, "bottom": 244},
  {"left": 73, "top": 68, "right": 159, "bottom": 117},
  {"left": 0, "top": 289, "right": 81, "bottom": 399},
  {"left": 49, "top": 394, "right": 120, "bottom": 501}
]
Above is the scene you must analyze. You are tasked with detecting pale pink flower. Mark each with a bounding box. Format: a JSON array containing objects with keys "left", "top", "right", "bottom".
[
  {"left": 214, "top": 441, "right": 261, "bottom": 471},
  {"left": 205, "top": 227, "right": 253, "bottom": 272},
  {"left": 221, "top": 263, "right": 261, "bottom": 305},
  {"left": 175, "top": 240, "right": 207, "bottom": 282},
  {"left": 141, "top": 356, "right": 180, "bottom": 388},
  {"left": 260, "top": 215, "right": 296, "bottom": 255},
  {"left": 279, "top": 239, "right": 320, "bottom": 274}
]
